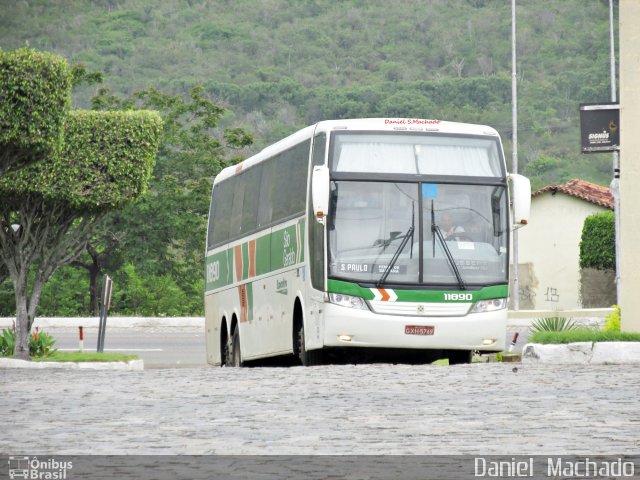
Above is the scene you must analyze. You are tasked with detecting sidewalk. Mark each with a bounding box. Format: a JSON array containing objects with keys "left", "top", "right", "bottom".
[{"left": 0, "top": 357, "right": 144, "bottom": 370}]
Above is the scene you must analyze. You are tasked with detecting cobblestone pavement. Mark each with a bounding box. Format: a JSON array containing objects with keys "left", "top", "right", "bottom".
[{"left": 1, "top": 363, "right": 639, "bottom": 455}]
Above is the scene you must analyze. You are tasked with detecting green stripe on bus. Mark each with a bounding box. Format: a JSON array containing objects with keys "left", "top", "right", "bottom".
[
  {"left": 206, "top": 220, "right": 308, "bottom": 292},
  {"left": 242, "top": 242, "right": 249, "bottom": 280},
  {"left": 298, "top": 219, "right": 305, "bottom": 262},
  {"left": 205, "top": 249, "right": 232, "bottom": 291},
  {"left": 247, "top": 282, "right": 254, "bottom": 321},
  {"left": 256, "top": 234, "right": 271, "bottom": 276},
  {"left": 327, "top": 279, "right": 509, "bottom": 303},
  {"left": 271, "top": 224, "right": 298, "bottom": 271}
]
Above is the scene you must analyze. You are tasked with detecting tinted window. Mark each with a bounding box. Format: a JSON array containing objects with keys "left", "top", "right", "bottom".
[
  {"left": 207, "top": 139, "right": 311, "bottom": 249},
  {"left": 208, "top": 181, "right": 233, "bottom": 248},
  {"left": 272, "top": 141, "right": 309, "bottom": 221},
  {"left": 240, "top": 165, "right": 262, "bottom": 234},
  {"left": 257, "top": 161, "right": 274, "bottom": 228}
]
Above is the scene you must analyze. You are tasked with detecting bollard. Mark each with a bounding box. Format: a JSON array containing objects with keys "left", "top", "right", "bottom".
[
  {"left": 508, "top": 332, "right": 519, "bottom": 353},
  {"left": 79, "top": 326, "right": 84, "bottom": 353}
]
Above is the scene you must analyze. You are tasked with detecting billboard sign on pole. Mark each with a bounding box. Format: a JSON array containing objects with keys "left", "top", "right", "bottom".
[{"left": 580, "top": 103, "right": 620, "bottom": 153}]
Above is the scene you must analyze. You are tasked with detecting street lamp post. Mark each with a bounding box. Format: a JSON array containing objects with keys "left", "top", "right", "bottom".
[
  {"left": 512, "top": 0, "right": 520, "bottom": 310},
  {"left": 609, "top": 0, "right": 621, "bottom": 305}
]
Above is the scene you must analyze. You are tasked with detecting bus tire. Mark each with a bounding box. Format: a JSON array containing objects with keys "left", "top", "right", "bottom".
[
  {"left": 230, "top": 329, "right": 243, "bottom": 367},
  {"left": 221, "top": 321, "right": 229, "bottom": 367},
  {"left": 296, "top": 323, "right": 322, "bottom": 367},
  {"left": 446, "top": 349, "right": 472, "bottom": 365}
]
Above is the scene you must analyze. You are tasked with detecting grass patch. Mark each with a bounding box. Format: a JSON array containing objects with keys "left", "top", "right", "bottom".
[
  {"left": 431, "top": 358, "right": 449, "bottom": 366},
  {"left": 530, "top": 328, "right": 640, "bottom": 344},
  {"left": 30, "top": 351, "right": 139, "bottom": 363}
]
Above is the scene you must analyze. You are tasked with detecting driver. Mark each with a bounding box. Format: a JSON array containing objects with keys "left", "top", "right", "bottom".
[{"left": 440, "top": 211, "right": 466, "bottom": 240}]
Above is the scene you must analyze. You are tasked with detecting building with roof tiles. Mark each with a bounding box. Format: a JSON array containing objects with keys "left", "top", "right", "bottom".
[{"left": 513, "top": 179, "right": 615, "bottom": 310}]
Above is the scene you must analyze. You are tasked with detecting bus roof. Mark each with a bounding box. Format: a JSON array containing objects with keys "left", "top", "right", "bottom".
[{"left": 213, "top": 118, "right": 500, "bottom": 185}]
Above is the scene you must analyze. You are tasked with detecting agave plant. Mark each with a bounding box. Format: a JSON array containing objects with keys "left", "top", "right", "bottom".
[{"left": 529, "top": 316, "right": 578, "bottom": 334}]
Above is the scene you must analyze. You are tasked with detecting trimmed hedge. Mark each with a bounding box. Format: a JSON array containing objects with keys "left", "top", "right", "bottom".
[
  {"left": 0, "top": 48, "right": 72, "bottom": 174},
  {"left": 579, "top": 210, "right": 615, "bottom": 271},
  {"left": 0, "top": 110, "right": 163, "bottom": 211}
]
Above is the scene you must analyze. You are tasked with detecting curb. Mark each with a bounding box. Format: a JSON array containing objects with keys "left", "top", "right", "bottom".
[
  {"left": 522, "top": 342, "right": 640, "bottom": 364},
  {"left": 0, "top": 358, "right": 144, "bottom": 371},
  {"left": 0, "top": 310, "right": 613, "bottom": 329}
]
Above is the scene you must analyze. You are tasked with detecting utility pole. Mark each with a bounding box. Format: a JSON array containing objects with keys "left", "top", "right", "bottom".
[
  {"left": 609, "top": 0, "right": 621, "bottom": 305},
  {"left": 511, "top": 0, "right": 520, "bottom": 310}
]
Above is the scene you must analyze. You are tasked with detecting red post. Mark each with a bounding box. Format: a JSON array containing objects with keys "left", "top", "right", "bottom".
[
  {"left": 79, "top": 326, "right": 84, "bottom": 353},
  {"left": 508, "top": 332, "right": 520, "bottom": 353}
]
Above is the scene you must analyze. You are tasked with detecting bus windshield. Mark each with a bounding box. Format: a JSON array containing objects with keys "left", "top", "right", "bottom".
[
  {"left": 332, "top": 132, "right": 503, "bottom": 176},
  {"left": 328, "top": 181, "right": 509, "bottom": 287}
]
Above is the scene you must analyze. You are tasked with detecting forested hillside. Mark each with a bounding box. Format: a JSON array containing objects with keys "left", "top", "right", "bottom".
[{"left": 0, "top": 0, "right": 618, "bottom": 316}]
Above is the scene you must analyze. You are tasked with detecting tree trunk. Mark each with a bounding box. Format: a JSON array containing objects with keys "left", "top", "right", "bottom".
[
  {"left": 13, "top": 280, "right": 30, "bottom": 360},
  {"left": 89, "top": 263, "right": 100, "bottom": 316}
]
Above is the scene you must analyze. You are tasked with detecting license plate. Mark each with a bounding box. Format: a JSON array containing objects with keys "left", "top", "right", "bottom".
[{"left": 405, "top": 325, "right": 435, "bottom": 336}]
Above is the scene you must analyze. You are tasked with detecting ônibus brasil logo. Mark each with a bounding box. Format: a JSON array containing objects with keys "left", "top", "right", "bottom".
[{"left": 8, "top": 456, "right": 72, "bottom": 479}]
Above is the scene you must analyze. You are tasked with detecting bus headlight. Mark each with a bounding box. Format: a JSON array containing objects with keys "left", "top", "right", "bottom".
[
  {"left": 328, "top": 293, "right": 368, "bottom": 310},
  {"left": 470, "top": 298, "right": 507, "bottom": 313}
]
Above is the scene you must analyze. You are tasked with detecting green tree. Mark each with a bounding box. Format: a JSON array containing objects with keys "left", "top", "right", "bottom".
[
  {"left": 0, "top": 48, "right": 71, "bottom": 176},
  {"left": 73, "top": 85, "right": 252, "bottom": 315},
  {"left": 579, "top": 211, "right": 615, "bottom": 271},
  {"left": 0, "top": 48, "right": 162, "bottom": 358}
]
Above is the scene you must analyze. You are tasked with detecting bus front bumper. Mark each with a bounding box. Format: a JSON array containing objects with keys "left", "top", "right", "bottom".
[{"left": 321, "top": 303, "right": 507, "bottom": 352}]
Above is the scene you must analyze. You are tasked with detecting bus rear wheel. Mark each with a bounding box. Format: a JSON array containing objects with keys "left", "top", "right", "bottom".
[
  {"left": 446, "top": 349, "right": 472, "bottom": 365},
  {"left": 230, "top": 329, "right": 243, "bottom": 367},
  {"left": 296, "top": 323, "right": 323, "bottom": 367}
]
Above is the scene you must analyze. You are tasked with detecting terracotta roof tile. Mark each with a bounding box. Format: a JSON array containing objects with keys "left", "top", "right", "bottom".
[{"left": 533, "top": 178, "right": 613, "bottom": 209}]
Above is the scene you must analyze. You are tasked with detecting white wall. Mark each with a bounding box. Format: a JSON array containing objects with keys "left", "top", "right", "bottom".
[
  {"left": 515, "top": 192, "right": 609, "bottom": 310},
  {"left": 620, "top": 0, "right": 640, "bottom": 332}
]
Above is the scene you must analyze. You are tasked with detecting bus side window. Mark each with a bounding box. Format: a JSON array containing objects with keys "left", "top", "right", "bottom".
[
  {"left": 209, "top": 181, "right": 233, "bottom": 249},
  {"left": 257, "top": 162, "right": 274, "bottom": 228},
  {"left": 240, "top": 165, "right": 261, "bottom": 234}
]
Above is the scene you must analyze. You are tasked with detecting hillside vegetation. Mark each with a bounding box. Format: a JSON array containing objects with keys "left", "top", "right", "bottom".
[{"left": 0, "top": 0, "right": 618, "bottom": 316}]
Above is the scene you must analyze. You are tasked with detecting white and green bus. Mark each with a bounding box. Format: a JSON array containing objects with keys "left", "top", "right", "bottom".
[{"left": 205, "top": 118, "right": 530, "bottom": 366}]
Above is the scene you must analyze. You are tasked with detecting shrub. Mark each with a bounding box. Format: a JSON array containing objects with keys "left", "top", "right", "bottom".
[
  {"left": 0, "top": 110, "right": 163, "bottom": 212},
  {"left": 0, "top": 47, "right": 72, "bottom": 174},
  {"left": 0, "top": 328, "right": 15, "bottom": 356},
  {"left": 30, "top": 330, "right": 56, "bottom": 357},
  {"left": 602, "top": 305, "right": 621, "bottom": 332},
  {"left": 579, "top": 211, "right": 615, "bottom": 271},
  {"left": 0, "top": 327, "right": 56, "bottom": 357}
]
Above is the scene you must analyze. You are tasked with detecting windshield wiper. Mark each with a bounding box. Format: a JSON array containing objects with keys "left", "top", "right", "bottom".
[
  {"left": 430, "top": 200, "right": 466, "bottom": 290},
  {"left": 376, "top": 202, "right": 415, "bottom": 288}
]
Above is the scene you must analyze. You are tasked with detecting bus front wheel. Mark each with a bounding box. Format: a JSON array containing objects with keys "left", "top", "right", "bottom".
[{"left": 296, "top": 323, "right": 323, "bottom": 367}]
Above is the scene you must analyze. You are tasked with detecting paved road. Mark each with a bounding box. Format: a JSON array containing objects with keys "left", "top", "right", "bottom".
[
  {"left": 41, "top": 326, "right": 530, "bottom": 369},
  {"left": 1, "top": 363, "right": 639, "bottom": 455},
  {"left": 46, "top": 327, "right": 207, "bottom": 368}
]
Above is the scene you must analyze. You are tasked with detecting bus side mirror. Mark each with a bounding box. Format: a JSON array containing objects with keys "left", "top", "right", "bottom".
[
  {"left": 509, "top": 173, "right": 531, "bottom": 229},
  {"left": 312, "top": 165, "right": 330, "bottom": 224}
]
